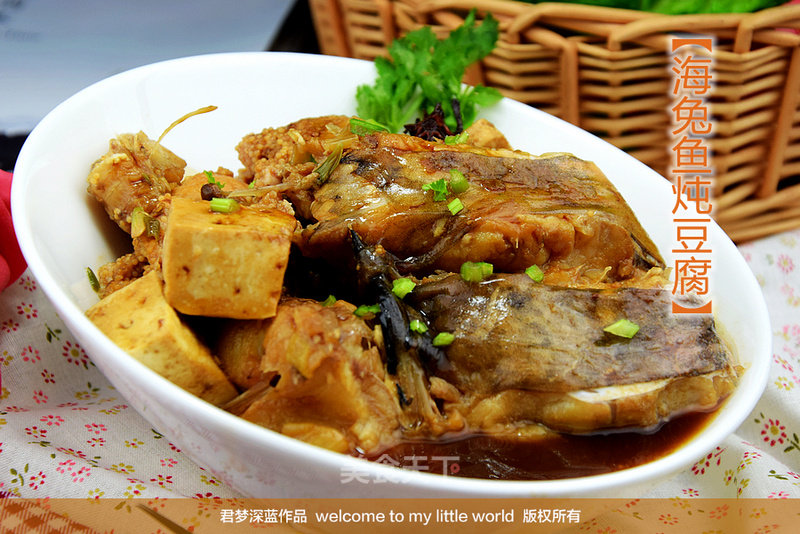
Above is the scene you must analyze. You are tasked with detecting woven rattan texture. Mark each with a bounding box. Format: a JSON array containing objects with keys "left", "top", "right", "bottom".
[{"left": 308, "top": 0, "right": 800, "bottom": 242}]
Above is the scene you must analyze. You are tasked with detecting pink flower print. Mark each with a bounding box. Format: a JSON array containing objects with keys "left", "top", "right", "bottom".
[
  {"left": 56, "top": 447, "right": 87, "bottom": 460},
  {"left": 195, "top": 491, "right": 219, "bottom": 499},
  {"left": 62, "top": 341, "right": 89, "bottom": 368},
  {"left": 42, "top": 415, "right": 65, "bottom": 429},
  {"left": 57, "top": 402, "right": 78, "bottom": 408},
  {"left": 25, "top": 426, "right": 47, "bottom": 439},
  {"left": 16, "top": 302, "right": 38, "bottom": 319},
  {"left": 87, "top": 437, "right": 106, "bottom": 448},
  {"left": 768, "top": 491, "right": 790, "bottom": 499},
  {"left": 160, "top": 458, "right": 178, "bottom": 468},
  {"left": 71, "top": 466, "right": 91, "bottom": 483},
  {"left": 21, "top": 345, "right": 40, "bottom": 363},
  {"left": 691, "top": 447, "right": 725, "bottom": 475},
  {"left": 761, "top": 419, "right": 788, "bottom": 447},
  {"left": 150, "top": 474, "right": 174, "bottom": 487},
  {"left": 4, "top": 406, "right": 28, "bottom": 413},
  {"left": 56, "top": 459, "right": 76, "bottom": 474},
  {"left": 778, "top": 254, "right": 795, "bottom": 274},
  {"left": 168, "top": 442, "right": 182, "bottom": 453},
  {"left": 32, "top": 390, "right": 48, "bottom": 404},
  {"left": 85, "top": 423, "right": 107, "bottom": 435},
  {"left": 41, "top": 369, "right": 55, "bottom": 384},
  {"left": 682, "top": 488, "right": 700, "bottom": 497},
  {"left": 28, "top": 471, "right": 46, "bottom": 490},
  {"left": 774, "top": 355, "right": 794, "bottom": 372},
  {"left": 18, "top": 276, "right": 36, "bottom": 291},
  {"left": 1, "top": 319, "right": 19, "bottom": 333}
]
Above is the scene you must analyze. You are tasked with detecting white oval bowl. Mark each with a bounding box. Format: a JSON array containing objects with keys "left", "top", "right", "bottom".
[{"left": 12, "top": 52, "right": 770, "bottom": 497}]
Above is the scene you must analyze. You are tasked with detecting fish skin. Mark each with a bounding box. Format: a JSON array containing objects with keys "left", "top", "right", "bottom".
[{"left": 410, "top": 273, "right": 733, "bottom": 395}]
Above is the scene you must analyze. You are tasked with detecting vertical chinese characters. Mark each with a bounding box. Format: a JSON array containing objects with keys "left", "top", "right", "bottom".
[{"left": 670, "top": 37, "right": 715, "bottom": 314}]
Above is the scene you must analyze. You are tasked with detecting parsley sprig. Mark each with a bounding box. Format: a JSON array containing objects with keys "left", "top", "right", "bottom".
[{"left": 355, "top": 9, "right": 501, "bottom": 134}]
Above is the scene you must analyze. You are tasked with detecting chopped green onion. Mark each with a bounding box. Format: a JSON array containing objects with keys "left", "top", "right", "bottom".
[
  {"left": 460, "top": 261, "right": 493, "bottom": 282},
  {"left": 432, "top": 332, "right": 455, "bottom": 346},
  {"left": 392, "top": 277, "right": 416, "bottom": 299},
  {"left": 354, "top": 304, "right": 381, "bottom": 317},
  {"left": 409, "top": 319, "right": 428, "bottom": 333},
  {"left": 209, "top": 197, "right": 240, "bottom": 213},
  {"left": 321, "top": 294, "right": 337, "bottom": 307},
  {"left": 86, "top": 267, "right": 100, "bottom": 293},
  {"left": 604, "top": 319, "right": 640, "bottom": 339},
  {"left": 525, "top": 264, "right": 544, "bottom": 283},
  {"left": 248, "top": 181, "right": 256, "bottom": 189},
  {"left": 204, "top": 170, "right": 225, "bottom": 190},
  {"left": 146, "top": 217, "right": 160, "bottom": 238},
  {"left": 444, "top": 132, "right": 469, "bottom": 145},
  {"left": 314, "top": 144, "right": 343, "bottom": 185},
  {"left": 130, "top": 207, "right": 160, "bottom": 238},
  {"left": 422, "top": 178, "right": 449, "bottom": 201},
  {"left": 349, "top": 117, "right": 390, "bottom": 135},
  {"left": 130, "top": 207, "right": 147, "bottom": 237},
  {"left": 447, "top": 198, "right": 464, "bottom": 215},
  {"left": 449, "top": 168, "right": 469, "bottom": 194}
]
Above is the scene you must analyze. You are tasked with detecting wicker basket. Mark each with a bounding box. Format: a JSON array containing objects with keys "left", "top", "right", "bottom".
[{"left": 308, "top": 0, "right": 800, "bottom": 242}]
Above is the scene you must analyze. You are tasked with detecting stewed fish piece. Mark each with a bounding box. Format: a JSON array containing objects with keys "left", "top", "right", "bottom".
[
  {"left": 238, "top": 118, "right": 664, "bottom": 284},
  {"left": 408, "top": 273, "right": 738, "bottom": 434}
]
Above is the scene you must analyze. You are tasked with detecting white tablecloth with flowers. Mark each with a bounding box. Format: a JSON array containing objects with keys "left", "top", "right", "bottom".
[{"left": 2, "top": 227, "right": 800, "bottom": 502}]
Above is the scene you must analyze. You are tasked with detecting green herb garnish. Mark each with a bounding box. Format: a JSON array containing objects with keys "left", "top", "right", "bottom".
[
  {"left": 460, "top": 261, "right": 493, "bottom": 282},
  {"left": 444, "top": 132, "right": 470, "bottom": 145},
  {"left": 86, "top": 267, "right": 100, "bottom": 293},
  {"left": 409, "top": 319, "right": 428, "bottom": 334},
  {"left": 355, "top": 9, "right": 501, "bottom": 133},
  {"left": 603, "top": 319, "right": 640, "bottom": 339},
  {"left": 321, "top": 294, "right": 337, "bottom": 307},
  {"left": 447, "top": 198, "right": 464, "bottom": 215},
  {"left": 449, "top": 169, "right": 469, "bottom": 194},
  {"left": 314, "top": 145, "right": 343, "bottom": 185},
  {"left": 422, "top": 178, "right": 449, "bottom": 201},
  {"left": 209, "top": 197, "right": 240, "bottom": 213},
  {"left": 354, "top": 304, "right": 381, "bottom": 317},
  {"left": 392, "top": 277, "right": 416, "bottom": 299},
  {"left": 525, "top": 264, "right": 544, "bottom": 283},
  {"left": 349, "top": 117, "right": 390, "bottom": 135},
  {"left": 432, "top": 332, "right": 455, "bottom": 346},
  {"left": 204, "top": 170, "right": 225, "bottom": 190},
  {"left": 130, "top": 207, "right": 160, "bottom": 238}
]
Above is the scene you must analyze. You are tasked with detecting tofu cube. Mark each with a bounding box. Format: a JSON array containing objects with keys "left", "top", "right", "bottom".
[
  {"left": 162, "top": 197, "right": 295, "bottom": 319},
  {"left": 86, "top": 271, "right": 237, "bottom": 406}
]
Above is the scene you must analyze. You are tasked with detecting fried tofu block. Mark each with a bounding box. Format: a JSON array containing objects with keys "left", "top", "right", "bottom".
[
  {"left": 161, "top": 197, "right": 295, "bottom": 319},
  {"left": 85, "top": 271, "right": 237, "bottom": 406}
]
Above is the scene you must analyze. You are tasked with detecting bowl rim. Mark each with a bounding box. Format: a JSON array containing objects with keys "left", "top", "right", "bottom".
[{"left": 11, "top": 51, "right": 773, "bottom": 496}]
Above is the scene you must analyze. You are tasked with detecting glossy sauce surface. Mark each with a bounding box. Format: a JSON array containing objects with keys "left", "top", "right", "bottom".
[{"left": 371, "top": 411, "right": 712, "bottom": 480}]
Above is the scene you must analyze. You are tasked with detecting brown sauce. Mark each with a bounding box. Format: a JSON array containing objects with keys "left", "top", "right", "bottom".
[{"left": 369, "top": 410, "right": 713, "bottom": 480}]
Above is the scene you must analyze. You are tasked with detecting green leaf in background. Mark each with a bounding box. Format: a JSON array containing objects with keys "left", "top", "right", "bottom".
[{"left": 522, "top": 0, "right": 785, "bottom": 13}]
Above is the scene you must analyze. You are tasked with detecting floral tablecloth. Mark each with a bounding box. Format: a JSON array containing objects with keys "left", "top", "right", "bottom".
[{"left": 1, "top": 228, "right": 800, "bottom": 501}]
